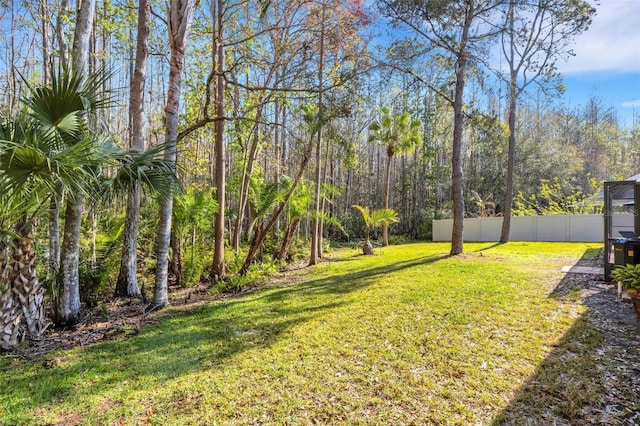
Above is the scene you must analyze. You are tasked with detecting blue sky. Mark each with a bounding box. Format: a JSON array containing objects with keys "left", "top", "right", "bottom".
[
  {"left": 367, "top": 0, "right": 640, "bottom": 128},
  {"left": 557, "top": 0, "right": 640, "bottom": 128}
]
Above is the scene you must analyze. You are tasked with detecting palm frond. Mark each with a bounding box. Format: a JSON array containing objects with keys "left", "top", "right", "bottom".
[
  {"left": 371, "top": 208, "right": 400, "bottom": 226},
  {"left": 101, "top": 143, "right": 181, "bottom": 203}
]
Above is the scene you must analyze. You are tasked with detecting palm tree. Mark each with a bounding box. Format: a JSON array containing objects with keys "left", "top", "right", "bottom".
[
  {"left": 470, "top": 191, "right": 496, "bottom": 217},
  {"left": 0, "top": 190, "right": 24, "bottom": 349},
  {"left": 368, "top": 108, "right": 422, "bottom": 246},
  {"left": 351, "top": 205, "right": 399, "bottom": 255},
  {"left": 0, "top": 106, "right": 95, "bottom": 345},
  {"left": 0, "top": 71, "right": 178, "bottom": 347},
  {"left": 23, "top": 69, "right": 110, "bottom": 326},
  {"left": 276, "top": 181, "right": 313, "bottom": 262}
]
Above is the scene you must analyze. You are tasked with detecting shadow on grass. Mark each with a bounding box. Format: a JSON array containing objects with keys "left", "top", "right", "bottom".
[
  {"left": 492, "top": 248, "right": 640, "bottom": 425},
  {"left": 262, "top": 253, "right": 450, "bottom": 301},
  {"left": 0, "top": 252, "right": 448, "bottom": 422},
  {"left": 472, "top": 242, "right": 504, "bottom": 252}
]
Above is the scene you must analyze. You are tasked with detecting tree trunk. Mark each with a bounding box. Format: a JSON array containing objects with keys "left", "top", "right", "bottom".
[
  {"left": 56, "top": 195, "right": 83, "bottom": 326},
  {"left": 54, "top": 0, "right": 69, "bottom": 69},
  {"left": 47, "top": 0, "right": 67, "bottom": 277},
  {"left": 170, "top": 230, "right": 183, "bottom": 286},
  {"left": 115, "top": 183, "right": 142, "bottom": 297},
  {"left": 155, "top": 0, "right": 194, "bottom": 307},
  {"left": 500, "top": 86, "right": 517, "bottom": 243},
  {"left": 71, "top": 0, "right": 95, "bottom": 75},
  {"left": 233, "top": 107, "right": 264, "bottom": 253},
  {"left": 276, "top": 218, "right": 302, "bottom": 262},
  {"left": 309, "top": 0, "right": 326, "bottom": 266},
  {"left": 211, "top": 0, "right": 227, "bottom": 280},
  {"left": 242, "top": 225, "right": 267, "bottom": 275},
  {"left": 116, "top": 0, "right": 149, "bottom": 298},
  {"left": 0, "top": 242, "right": 21, "bottom": 350},
  {"left": 500, "top": 3, "right": 517, "bottom": 244},
  {"left": 12, "top": 223, "right": 48, "bottom": 339},
  {"left": 48, "top": 198, "right": 60, "bottom": 279},
  {"left": 362, "top": 239, "right": 373, "bottom": 255},
  {"left": 382, "top": 149, "right": 392, "bottom": 246},
  {"left": 41, "top": 0, "right": 50, "bottom": 83},
  {"left": 450, "top": 3, "right": 473, "bottom": 256},
  {"left": 55, "top": 0, "right": 96, "bottom": 326}
]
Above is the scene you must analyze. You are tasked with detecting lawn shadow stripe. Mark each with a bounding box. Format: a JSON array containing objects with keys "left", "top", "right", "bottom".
[{"left": 492, "top": 248, "right": 639, "bottom": 424}]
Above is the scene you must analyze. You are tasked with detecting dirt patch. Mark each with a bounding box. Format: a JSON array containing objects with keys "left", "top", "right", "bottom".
[{"left": 5, "top": 283, "right": 224, "bottom": 359}]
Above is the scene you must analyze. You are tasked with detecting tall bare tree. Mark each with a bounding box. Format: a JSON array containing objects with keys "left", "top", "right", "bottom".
[
  {"left": 309, "top": 0, "right": 327, "bottom": 266},
  {"left": 379, "top": 0, "right": 504, "bottom": 255},
  {"left": 498, "top": 0, "right": 594, "bottom": 242},
  {"left": 154, "top": 0, "right": 195, "bottom": 307},
  {"left": 56, "top": 0, "right": 96, "bottom": 326},
  {"left": 210, "top": 0, "right": 227, "bottom": 280},
  {"left": 115, "top": 0, "right": 151, "bottom": 297}
]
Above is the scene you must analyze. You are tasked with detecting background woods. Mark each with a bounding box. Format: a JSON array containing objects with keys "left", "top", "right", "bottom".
[{"left": 0, "top": 0, "right": 638, "bottom": 347}]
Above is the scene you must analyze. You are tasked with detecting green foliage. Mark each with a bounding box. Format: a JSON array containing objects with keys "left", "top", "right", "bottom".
[
  {"left": 284, "top": 236, "right": 311, "bottom": 262},
  {"left": 100, "top": 143, "right": 182, "bottom": 202},
  {"left": 387, "top": 234, "right": 412, "bottom": 245},
  {"left": 611, "top": 264, "right": 640, "bottom": 290},
  {"left": 173, "top": 187, "right": 219, "bottom": 287},
  {"left": 286, "top": 179, "right": 312, "bottom": 222},
  {"left": 173, "top": 187, "right": 218, "bottom": 238},
  {"left": 512, "top": 175, "right": 604, "bottom": 216},
  {"left": 78, "top": 262, "right": 110, "bottom": 308},
  {"left": 368, "top": 107, "right": 422, "bottom": 158},
  {"left": 351, "top": 205, "right": 400, "bottom": 239},
  {"left": 219, "top": 248, "right": 280, "bottom": 293},
  {"left": 77, "top": 213, "right": 126, "bottom": 304},
  {"left": 340, "top": 210, "right": 365, "bottom": 242}
]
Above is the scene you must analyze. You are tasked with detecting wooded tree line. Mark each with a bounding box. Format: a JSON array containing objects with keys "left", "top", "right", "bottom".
[{"left": 1, "top": 0, "right": 639, "bottom": 348}]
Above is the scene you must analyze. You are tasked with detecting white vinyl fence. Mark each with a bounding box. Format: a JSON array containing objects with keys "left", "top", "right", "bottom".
[{"left": 432, "top": 214, "right": 603, "bottom": 242}]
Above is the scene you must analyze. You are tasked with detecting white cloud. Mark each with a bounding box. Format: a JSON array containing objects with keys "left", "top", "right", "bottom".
[
  {"left": 621, "top": 99, "right": 640, "bottom": 108},
  {"left": 558, "top": 0, "right": 640, "bottom": 74}
]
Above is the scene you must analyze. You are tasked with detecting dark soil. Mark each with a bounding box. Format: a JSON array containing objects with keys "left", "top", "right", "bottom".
[{"left": 6, "top": 283, "right": 224, "bottom": 359}]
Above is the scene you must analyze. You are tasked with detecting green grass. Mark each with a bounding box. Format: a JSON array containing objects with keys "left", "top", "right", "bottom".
[{"left": 0, "top": 242, "right": 606, "bottom": 425}]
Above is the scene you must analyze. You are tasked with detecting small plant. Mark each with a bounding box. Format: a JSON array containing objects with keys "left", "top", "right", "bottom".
[
  {"left": 611, "top": 264, "right": 640, "bottom": 317},
  {"left": 611, "top": 264, "right": 640, "bottom": 290},
  {"left": 351, "top": 205, "right": 399, "bottom": 255},
  {"left": 470, "top": 191, "right": 496, "bottom": 217}
]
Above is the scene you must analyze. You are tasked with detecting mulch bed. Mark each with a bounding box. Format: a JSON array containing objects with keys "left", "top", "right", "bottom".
[{"left": 555, "top": 253, "right": 640, "bottom": 424}]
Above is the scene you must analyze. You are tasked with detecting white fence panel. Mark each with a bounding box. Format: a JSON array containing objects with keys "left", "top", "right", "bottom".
[
  {"left": 536, "top": 216, "right": 567, "bottom": 241},
  {"left": 569, "top": 215, "right": 603, "bottom": 242},
  {"left": 432, "top": 214, "right": 602, "bottom": 242},
  {"left": 480, "top": 217, "right": 503, "bottom": 241},
  {"left": 510, "top": 216, "right": 535, "bottom": 241},
  {"left": 432, "top": 219, "right": 453, "bottom": 242}
]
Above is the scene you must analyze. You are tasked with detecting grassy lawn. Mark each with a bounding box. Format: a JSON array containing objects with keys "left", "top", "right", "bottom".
[{"left": 1, "top": 242, "right": 605, "bottom": 425}]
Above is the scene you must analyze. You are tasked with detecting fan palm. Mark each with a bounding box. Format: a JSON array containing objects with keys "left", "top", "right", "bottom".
[
  {"left": 1, "top": 94, "right": 102, "bottom": 342},
  {"left": 351, "top": 205, "right": 399, "bottom": 255},
  {"left": 25, "top": 69, "right": 112, "bottom": 326},
  {"left": 368, "top": 108, "right": 422, "bottom": 246},
  {"left": 0, "top": 109, "right": 86, "bottom": 346},
  {"left": 0, "top": 69, "right": 178, "bottom": 345}
]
